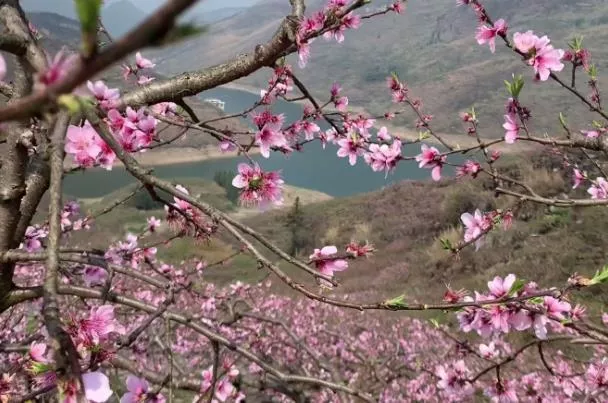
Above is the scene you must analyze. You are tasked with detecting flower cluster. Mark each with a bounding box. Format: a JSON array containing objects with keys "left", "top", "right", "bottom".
[
  {"left": 513, "top": 31, "right": 565, "bottom": 81},
  {"left": 231, "top": 163, "right": 284, "bottom": 208},
  {"left": 455, "top": 274, "right": 574, "bottom": 340}
]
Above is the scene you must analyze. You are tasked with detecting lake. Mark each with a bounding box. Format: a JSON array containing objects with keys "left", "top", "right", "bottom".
[{"left": 63, "top": 87, "right": 462, "bottom": 198}]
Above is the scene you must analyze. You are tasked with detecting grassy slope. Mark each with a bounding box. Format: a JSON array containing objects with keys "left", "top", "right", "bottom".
[
  {"left": 242, "top": 151, "right": 608, "bottom": 312},
  {"left": 157, "top": 0, "right": 608, "bottom": 136}
]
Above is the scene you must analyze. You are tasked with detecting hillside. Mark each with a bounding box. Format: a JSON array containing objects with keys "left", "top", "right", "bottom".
[
  {"left": 241, "top": 151, "right": 608, "bottom": 310},
  {"left": 155, "top": 0, "right": 608, "bottom": 137}
]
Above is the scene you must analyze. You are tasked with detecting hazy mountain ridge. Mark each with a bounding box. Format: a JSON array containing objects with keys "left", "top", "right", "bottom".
[{"left": 155, "top": 0, "right": 608, "bottom": 136}]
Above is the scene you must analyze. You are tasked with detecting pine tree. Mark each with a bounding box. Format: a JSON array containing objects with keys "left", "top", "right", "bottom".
[{"left": 285, "top": 196, "right": 306, "bottom": 256}]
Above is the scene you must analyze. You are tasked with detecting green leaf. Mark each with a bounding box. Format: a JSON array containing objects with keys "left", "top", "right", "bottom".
[
  {"left": 590, "top": 265, "right": 608, "bottom": 285},
  {"left": 508, "top": 278, "right": 526, "bottom": 296},
  {"left": 588, "top": 64, "right": 598, "bottom": 79},
  {"left": 419, "top": 131, "right": 430, "bottom": 140},
  {"left": 504, "top": 80, "right": 513, "bottom": 96},
  {"left": 429, "top": 318, "right": 441, "bottom": 328},
  {"left": 151, "top": 23, "right": 208, "bottom": 47},
  {"left": 440, "top": 238, "right": 453, "bottom": 251},
  {"left": 558, "top": 112, "right": 568, "bottom": 130},
  {"left": 384, "top": 294, "right": 407, "bottom": 308},
  {"left": 568, "top": 35, "right": 583, "bottom": 51},
  {"left": 25, "top": 314, "right": 37, "bottom": 334},
  {"left": 74, "top": 0, "right": 102, "bottom": 33}
]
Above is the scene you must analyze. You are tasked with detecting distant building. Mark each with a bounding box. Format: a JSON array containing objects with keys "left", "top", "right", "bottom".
[{"left": 203, "top": 98, "right": 225, "bottom": 111}]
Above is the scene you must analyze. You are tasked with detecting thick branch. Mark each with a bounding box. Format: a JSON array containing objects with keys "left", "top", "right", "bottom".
[
  {"left": 42, "top": 112, "right": 85, "bottom": 400},
  {"left": 117, "top": 0, "right": 305, "bottom": 108}
]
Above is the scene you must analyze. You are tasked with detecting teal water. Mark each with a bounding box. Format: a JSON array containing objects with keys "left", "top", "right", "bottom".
[{"left": 63, "top": 87, "right": 462, "bottom": 198}]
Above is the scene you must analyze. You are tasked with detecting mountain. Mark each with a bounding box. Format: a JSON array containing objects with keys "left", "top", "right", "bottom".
[
  {"left": 21, "top": 0, "right": 147, "bottom": 37},
  {"left": 100, "top": 0, "right": 147, "bottom": 37},
  {"left": 20, "top": 0, "right": 77, "bottom": 19},
  {"left": 188, "top": 7, "right": 247, "bottom": 24},
  {"left": 155, "top": 0, "right": 608, "bottom": 137}
]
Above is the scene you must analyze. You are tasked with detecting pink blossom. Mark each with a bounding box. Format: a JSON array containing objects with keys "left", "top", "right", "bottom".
[
  {"left": 588, "top": 177, "right": 608, "bottom": 199},
  {"left": 460, "top": 209, "right": 488, "bottom": 249},
  {"left": 502, "top": 113, "right": 519, "bottom": 144},
  {"left": 135, "top": 52, "right": 155, "bottom": 69},
  {"left": 544, "top": 296, "right": 571, "bottom": 320},
  {"left": 35, "top": 49, "right": 78, "bottom": 90},
  {"left": 21, "top": 225, "right": 47, "bottom": 252},
  {"left": 390, "top": 1, "right": 404, "bottom": 13},
  {"left": 201, "top": 367, "right": 213, "bottom": 392},
  {"left": 298, "top": 40, "right": 312, "bottom": 68},
  {"left": 255, "top": 122, "right": 286, "bottom": 158},
  {"left": 147, "top": 216, "right": 161, "bottom": 232},
  {"left": 331, "top": 84, "right": 348, "bottom": 111},
  {"left": 377, "top": 126, "right": 392, "bottom": 142},
  {"left": 513, "top": 31, "right": 539, "bottom": 54},
  {"left": 87, "top": 80, "right": 120, "bottom": 109},
  {"left": 586, "top": 360, "right": 608, "bottom": 390},
  {"left": 475, "top": 19, "right": 507, "bottom": 53},
  {"left": 320, "top": 128, "right": 336, "bottom": 149},
  {"left": 364, "top": 139, "right": 402, "bottom": 175},
  {"left": 487, "top": 274, "right": 516, "bottom": 298},
  {"left": 29, "top": 343, "right": 48, "bottom": 363},
  {"left": 533, "top": 44, "right": 565, "bottom": 81},
  {"left": 80, "top": 305, "right": 125, "bottom": 344},
  {"left": 352, "top": 116, "right": 375, "bottom": 138},
  {"left": 310, "top": 246, "right": 348, "bottom": 277},
  {"left": 28, "top": 22, "right": 40, "bottom": 38},
  {"left": 484, "top": 379, "right": 518, "bottom": 402},
  {"left": 0, "top": 54, "right": 6, "bottom": 81},
  {"left": 215, "top": 378, "right": 235, "bottom": 402},
  {"left": 415, "top": 144, "right": 445, "bottom": 181},
  {"left": 602, "top": 312, "right": 608, "bottom": 325},
  {"left": 337, "top": 134, "right": 363, "bottom": 166},
  {"left": 82, "top": 371, "right": 113, "bottom": 403},
  {"left": 513, "top": 31, "right": 564, "bottom": 81},
  {"left": 436, "top": 360, "right": 472, "bottom": 396},
  {"left": 232, "top": 163, "right": 284, "bottom": 208},
  {"left": 93, "top": 134, "right": 116, "bottom": 170},
  {"left": 334, "top": 95, "right": 348, "bottom": 111},
  {"left": 219, "top": 140, "right": 237, "bottom": 153},
  {"left": 456, "top": 160, "right": 481, "bottom": 178},
  {"left": 573, "top": 168, "right": 584, "bottom": 189},
  {"left": 83, "top": 266, "right": 107, "bottom": 287},
  {"left": 121, "top": 64, "right": 133, "bottom": 80},
  {"left": 479, "top": 342, "right": 498, "bottom": 360},
  {"left": 581, "top": 129, "right": 602, "bottom": 138},
  {"left": 300, "top": 120, "right": 320, "bottom": 140},
  {"left": 137, "top": 75, "right": 156, "bottom": 85},
  {"left": 65, "top": 123, "right": 102, "bottom": 167},
  {"left": 346, "top": 241, "right": 374, "bottom": 257},
  {"left": 121, "top": 375, "right": 165, "bottom": 403},
  {"left": 151, "top": 102, "right": 177, "bottom": 117}
]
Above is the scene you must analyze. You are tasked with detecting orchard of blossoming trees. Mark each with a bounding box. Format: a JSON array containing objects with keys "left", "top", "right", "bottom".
[{"left": 0, "top": 0, "right": 607, "bottom": 401}]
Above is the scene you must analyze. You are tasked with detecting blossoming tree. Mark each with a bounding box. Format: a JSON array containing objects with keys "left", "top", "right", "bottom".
[{"left": 0, "top": 0, "right": 607, "bottom": 401}]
